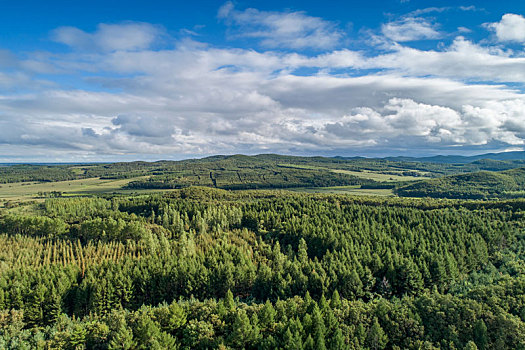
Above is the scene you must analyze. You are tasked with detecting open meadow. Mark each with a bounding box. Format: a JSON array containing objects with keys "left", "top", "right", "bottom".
[
  {"left": 278, "top": 163, "right": 430, "bottom": 182},
  {"left": 0, "top": 176, "right": 171, "bottom": 206},
  {"left": 287, "top": 185, "right": 394, "bottom": 196}
]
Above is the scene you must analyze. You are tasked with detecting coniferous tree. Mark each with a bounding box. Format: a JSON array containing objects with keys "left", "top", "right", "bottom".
[
  {"left": 367, "top": 318, "right": 388, "bottom": 350},
  {"left": 473, "top": 319, "right": 488, "bottom": 350},
  {"left": 465, "top": 341, "right": 479, "bottom": 350}
]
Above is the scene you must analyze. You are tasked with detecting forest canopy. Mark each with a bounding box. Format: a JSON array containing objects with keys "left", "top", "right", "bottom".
[{"left": 0, "top": 188, "right": 524, "bottom": 349}]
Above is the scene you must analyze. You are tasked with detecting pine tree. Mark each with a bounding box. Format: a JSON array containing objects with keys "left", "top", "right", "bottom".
[
  {"left": 229, "top": 309, "right": 255, "bottom": 348},
  {"left": 283, "top": 328, "right": 303, "bottom": 350},
  {"left": 45, "top": 286, "right": 63, "bottom": 325},
  {"left": 109, "top": 325, "right": 135, "bottom": 350},
  {"left": 259, "top": 300, "right": 276, "bottom": 329},
  {"left": 473, "top": 319, "right": 488, "bottom": 350},
  {"left": 330, "top": 289, "right": 341, "bottom": 309},
  {"left": 330, "top": 328, "right": 346, "bottom": 350},
  {"left": 224, "top": 289, "right": 235, "bottom": 310},
  {"left": 367, "top": 319, "right": 388, "bottom": 350},
  {"left": 133, "top": 311, "right": 162, "bottom": 349},
  {"left": 303, "top": 334, "right": 315, "bottom": 350},
  {"left": 464, "top": 341, "right": 479, "bottom": 350},
  {"left": 69, "top": 324, "right": 88, "bottom": 349},
  {"left": 311, "top": 305, "right": 326, "bottom": 349},
  {"left": 25, "top": 283, "right": 46, "bottom": 327},
  {"left": 167, "top": 302, "right": 187, "bottom": 331},
  {"left": 298, "top": 238, "right": 308, "bottom": 263}
]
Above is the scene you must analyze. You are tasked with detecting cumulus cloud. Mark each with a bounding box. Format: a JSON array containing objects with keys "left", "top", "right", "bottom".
[
  {"left": 51, "top": 22, "right": 164, "bottom": 52},
  {"left": 317, "top": 98, "right": 465, "bottom": 147},
  {"left": 218, "top": 1, "right": 343, "bottom": 49},
  {"left": 381, "top": 17, "right": 441, "bottom": 42},
  {"left": 273, "top": 97, "right": 525, "bottom": 153},
  {"left": 485, "top": 14, "right": 525, "bottom": 42}
]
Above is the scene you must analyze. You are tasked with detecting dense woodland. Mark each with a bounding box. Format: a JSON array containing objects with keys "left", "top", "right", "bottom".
[
  {"left": 1, "top": 186, "right": 525, "bottom": 349},
  {"left": 4, "top": 154, "right": 525, "bottom": 187},
  {"left": 0, "top": 165, "right": 80, "bottom": 184},
  {"left": 395, "top": 167, "right": 525, "bottom": 199},
  {"left": 125, "top": 166, "right": 370, "bottom": 190}
]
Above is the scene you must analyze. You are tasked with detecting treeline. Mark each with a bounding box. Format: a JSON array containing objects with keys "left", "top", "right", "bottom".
[
  {"left": 396, "top": 168, "right": 525, "bottom": 199},
  {"left": 0, "top": 189, "right": 524, "bottom": 348},
  {"left": 0, "top": 164, "right": 79, "bottom": 183}
]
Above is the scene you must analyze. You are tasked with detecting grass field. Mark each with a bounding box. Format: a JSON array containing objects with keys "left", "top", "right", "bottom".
[
  {"left": 331, "top": 169, "right": 427, "bottom": 182},
  {"left": 288, "top": 185, "right": 394, "bottom": 196},
  {"left": 0, "top": 176, "right": 173, "bottom": 206},
  {"left": 279, "top": 163, "right": 428, "bottom": 182},
  {"left": 0, "top": 168, "right": 401, "bottom": 206}
]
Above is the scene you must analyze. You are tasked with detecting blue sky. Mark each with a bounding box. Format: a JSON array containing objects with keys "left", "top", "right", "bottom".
[{"left": 1, "top": 0, "right": 525, "bottom": 161}]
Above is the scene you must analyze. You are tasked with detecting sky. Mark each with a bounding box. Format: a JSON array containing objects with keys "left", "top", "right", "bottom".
[{"left": 2, "top": 0, "right": 525, "bottom": 161}]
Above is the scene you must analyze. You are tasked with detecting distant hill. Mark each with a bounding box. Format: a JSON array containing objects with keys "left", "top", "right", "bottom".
[
  {"left": 385, "top": 151, "right": 525, "bottom": 164},
  {"left": 4, "top": 153, "right": 525, "bottom": 191},
  {"left": 395, "top": 167, "right": 525, "bottom": 199}
]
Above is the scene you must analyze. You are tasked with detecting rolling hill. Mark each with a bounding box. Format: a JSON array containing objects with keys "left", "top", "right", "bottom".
[{"left": 395, "top": 167, "right": 525, "bottom": 199}]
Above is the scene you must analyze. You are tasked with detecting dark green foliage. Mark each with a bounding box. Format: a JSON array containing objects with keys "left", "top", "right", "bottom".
[
  {"left": 0, "top": 164, "right": 79, "bottom": 183},
  {"left": 473, "top": 319, "right": 488, "bottom": 350},
  {"left": 126, "top": 166, "right": 368, "bottom": 190},
  {"left": 367, "top": 318, "right": 388, "bottom": 350}
]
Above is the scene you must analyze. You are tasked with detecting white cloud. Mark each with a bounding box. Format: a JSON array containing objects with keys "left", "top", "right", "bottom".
[
  {"left": 316, "top": 98, "right": 465, "bottom": 147},
  {"left": 459, "top": 6, "right": 477, "bottom": 11},
  {"left": 457, "top": 27, "right": 472, "bottom": 33},
  {"left": 407, "top": 5, "right": 477, "bottom": 17},
  {"left": 407, "top": 7, "right": 451, "bottom": 16},
  {"left": 486, "top": 14, "right": 525, "bottom": 42},
  {"left": 52, "top": 22, "right": 164, "bottom": 52},
  {"left": 365, "top": 37, "right": 525, "bottom": 83},
  {"left": 274, "top": 97, "right": 525, "bottom": 152},
  {"left": 218, "top": 2, "right": 343, "bottom": 49},
  {"left": 381, "top": 17, "right": 441, "bottom": 42}
]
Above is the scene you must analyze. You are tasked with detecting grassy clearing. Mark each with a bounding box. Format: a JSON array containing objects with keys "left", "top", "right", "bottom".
[
  {"left": 331, "top": 169, "right": 427, "bottom": 182},
  {"left": 0, "top": 168, "right": 399, "bottom": 206},
  {"left": 277, "top": 163, "right": 322, "bottom": 170},
  {"left": 0, "top": 176, "right": 171, "bottom": 205},
  {"left": 279, "top": 163, "right": 428, "bottom": 182},
  {"left": 287, "top": 186, "right": 394, "bottom": 196}
]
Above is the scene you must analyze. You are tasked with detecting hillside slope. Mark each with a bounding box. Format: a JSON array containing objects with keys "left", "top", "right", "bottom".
[
  {"left": 395, "top": 167, "right": 525, "bottom": 199},
  {"left": 386, "top": 151, "right": 525, "bottom": 163}
]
